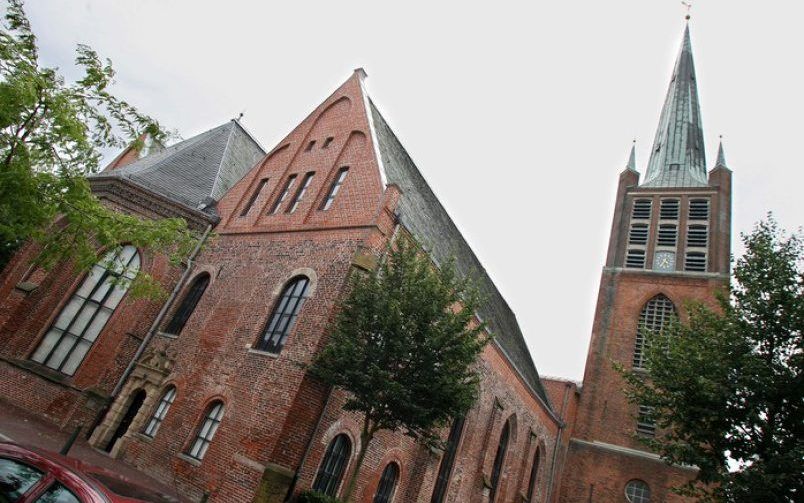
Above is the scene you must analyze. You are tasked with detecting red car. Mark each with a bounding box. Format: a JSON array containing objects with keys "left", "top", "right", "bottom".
[{"left": 0, "top": 442, "right": 178, "bottom": 503}]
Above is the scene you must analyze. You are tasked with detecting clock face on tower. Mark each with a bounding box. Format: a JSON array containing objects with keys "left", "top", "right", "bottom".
[{"left": 654, "top": 251, "right": 676, "bottom": 272}]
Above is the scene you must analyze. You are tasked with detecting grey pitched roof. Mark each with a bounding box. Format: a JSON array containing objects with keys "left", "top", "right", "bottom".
[
  {"left": 94, "top": 120, "right": 265, "bottom": 211},
  {"left": 643, "top": 25, "right": 708, "bottom": 188},
  {"left": 369, "top": 100, "right": 551, "bottom": 407}
]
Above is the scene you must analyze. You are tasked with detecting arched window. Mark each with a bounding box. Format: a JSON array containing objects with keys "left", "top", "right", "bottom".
[
  {"left": 312, "top": 434, "right": 351, "bottom": 497},
  {"left": 187, "top": 401, "right": 224, "bottom": 460},
  {"left": 489, "top": 418, "right": 512, "bottom": 503},
  {"left": 30, "top": 245, "right": 140, "bottom": 376},
  {"left": 625, "top": 479, "right": 651, "bottom": 503},
  {"left": 633, "top": 294, "right": 676, "bottom": 369},
  {"left": 526, "top": 446, "right": 541, "bottom": 501},
  {"left": 430, "top": 416, "right": 465, "bottom": 503},
  {"left": 164, "top": 273, "right": 210, "bottom": 335},
  {"left": 143, "top": 386, "right": 176, "bottom": 438},
  {"left": 256, "top": 276, "right": 310, "bottom": 353},
  {"left": 373, "top": 462, "right": 399, "bottom": 503}
]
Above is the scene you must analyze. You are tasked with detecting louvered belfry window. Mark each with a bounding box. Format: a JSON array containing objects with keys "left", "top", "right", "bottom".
[
  {"left": 628, "top": 224, "right": 649, "bottom": 245},
  {"left": 633, "top": 294, "right": 676, "bottom": 369},
  {"left": 373, "top": 463, "right": 400, "bottom": 503},
  {"left": 688, "top": 199, "right": 710, "bottom": 220},
  {"left": 30, "top": 245, "right": 140, "bottom": 376},
  {"left": 632, "top": 199, "right": 652, "bottom": 219},
  {"left": 659, "top": 199, "right": 679, "bottom": 220},
  {"left": 657, "top": 224, "right": 678, "bottom": 247},
  {"left": 313, "top": 434, "right": 351, "bottom": 496},
  {"left": 489, "top": 419, "right": 511, "bottom": 503},
  {"left": 143, "top": 386, "right": 176, "bottom": 437},
  {"left": 164, "top": 273, "right": 210, "bottom": 335},
  {"left": 430, "top": 416, "right": 465, "bottom": 503},
  {"left": 256, "top": 276, "right": 310, "bottom": 353}
]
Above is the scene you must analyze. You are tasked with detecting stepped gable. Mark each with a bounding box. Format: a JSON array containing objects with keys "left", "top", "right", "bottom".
[
  {"left": 93, "top": 120, "right": 265, "bottom": 212},
  {"left": 368, "top": 99, "right": 550, "bottom": 406}
]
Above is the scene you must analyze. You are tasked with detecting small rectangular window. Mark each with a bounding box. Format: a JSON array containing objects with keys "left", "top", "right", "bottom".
[
  {"left": 657, "top": 224, "right": 677, "bottom": 247},
  {"left": 321, "top": 167, "right": 349, "bottom": 211},
  {"left": 240, "top": 178, "right": 269, "bottom": 217},
  {"left": 632, "top": 199, "right": 652, "bottom": 220},
  {"left": 660, "top": 199, "right": 679, "bottom": 220},
  {"left": 685, "top": 251, "right": 707, "bottom": 272},
  {"left": 689, "top": 199, "right": 710, "bottom": 220},
  {"left": 626, "top": 249, "right": 646, "bottom": 269},
  {"left": 687, "top": 225, "right": 708, "bottom": 248},
  {"left": 637, "top": 405, "right": 656, "bottom": 436},
  {"left": 322, "top": 136, "right": 334, "bottom": 149},
  {"left": 305, "top": 140, "right": 316, "bottom": 152},
  {"left": 628, "top": 224, "right": 649, "bottom": 245},
  {"left": 287, "top": 172, "right": 315, "bottom": 213},
  {"left": 270, "top": 175, "right": 297, "bottom": 214}
]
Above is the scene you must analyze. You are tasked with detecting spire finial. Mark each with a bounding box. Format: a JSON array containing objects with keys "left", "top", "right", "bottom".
[
  {"left": 716, "top": 135, "right": 727, "bottom": 167},
  {"left": 627, "top": 140, "right": 637, "bottom": 171},
  {"left": 682, "top": 1, "right": 692, "bottom": 21}
]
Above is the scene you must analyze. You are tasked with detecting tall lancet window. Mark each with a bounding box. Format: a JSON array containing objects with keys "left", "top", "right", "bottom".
[
  {"left": 31, "top": 245, "right": 140, "bottom": 376},
  {"left": 489, "top": 418, "right": 512, "bottom": 503},
  {"left": 633, "top": 294, "right": 676, "bottom": 369}
]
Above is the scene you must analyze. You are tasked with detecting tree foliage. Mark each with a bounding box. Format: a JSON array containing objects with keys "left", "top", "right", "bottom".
[
  {"left": 0, "top": 0, "right": 196, "bottom": 294},
  {"left": 618, "top": 216, "right": 804, "bottom": 502},
  {"left": 308, "top": 238, "right": 489, "bottom": 501}
]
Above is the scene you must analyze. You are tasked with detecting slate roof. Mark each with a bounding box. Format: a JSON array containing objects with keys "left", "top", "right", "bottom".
[
  {"left": 369, "top": 100, "right": 551, "bottom": 406},
  {"left": 93, "top": 120, "right": 265, "bottom": 212},
  {"left": 643, "top": 25, "right": 709, "bottom": 188}
]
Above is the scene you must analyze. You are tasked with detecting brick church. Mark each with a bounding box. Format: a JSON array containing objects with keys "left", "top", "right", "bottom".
[{"left": 0, "top": 22, "right": 730, "bottom": 503}]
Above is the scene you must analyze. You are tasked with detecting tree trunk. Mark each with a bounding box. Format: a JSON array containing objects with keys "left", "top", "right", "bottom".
[{"left": 341, "top": 421, "right": 375, "bottom": 502}]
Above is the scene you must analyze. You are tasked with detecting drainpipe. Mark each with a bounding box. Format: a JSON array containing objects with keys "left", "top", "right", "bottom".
[{"left": 546, "top": 382, "right": 572, "bottom": 503}]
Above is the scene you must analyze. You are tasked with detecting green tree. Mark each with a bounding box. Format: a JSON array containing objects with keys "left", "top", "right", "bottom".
[
  {"left": 308, "top": 239, "right": 489, "bottom": 501},
  {"left": 618, "top": 216, "right": 804, "bottom": 502},
  {"left": 0, "top": 0, "right": 196, "bottom": 293}
]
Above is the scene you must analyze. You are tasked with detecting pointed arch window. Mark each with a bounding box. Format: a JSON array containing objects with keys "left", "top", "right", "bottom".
[
  {"left": 312, "top": 434, "right": 351, "bottom": 497},
  {"left": 256, "top": 276, "right": 310, "bottom": 353},
  {"left": 526, "top": 446, "right": 541, "bottom": 501},
  {"left": 489, "top": 418, "right": 511, "bottom": 503},
  {"left": 633, "top": 294, "right": 676, "bottom": 369},
  {"left": 30, "top": 245, "right": 140, "bottom": 376},
  {"left": 164, "top": 273, "right": 210, "bottom": 335},
  {"left": 187, "top": 401, "right": 224, "bottom": 461},
  {"left": 373, "top": 462, "right": 399, "bottom": 503},
  {"left": 430, "top": 416, "right": 465, "bottom": 503},
  {"left": 143, "top": 386, "right": 176, "bottom": 437}
]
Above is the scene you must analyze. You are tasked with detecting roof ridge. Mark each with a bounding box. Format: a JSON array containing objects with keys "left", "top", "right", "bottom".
[{"left": 209, "top": 121, "right": 237, "bottom": 201}]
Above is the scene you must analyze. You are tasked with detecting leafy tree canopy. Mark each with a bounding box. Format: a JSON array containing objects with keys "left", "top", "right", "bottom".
[
  {"left": 0, "top": 0, "right": 196, "bottom": 295},
  {"left": 618, "top": 216, "right": 803, "bottom": 502},
  {"left": 308, "top": 238, "right": 489, "bottom": 501}
]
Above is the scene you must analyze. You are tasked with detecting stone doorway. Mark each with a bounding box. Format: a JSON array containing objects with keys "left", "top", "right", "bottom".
[{"left": 104, "top": 388, "right": 146, "bottom": 453}]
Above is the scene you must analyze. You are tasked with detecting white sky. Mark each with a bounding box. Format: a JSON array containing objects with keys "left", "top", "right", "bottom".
[{"left": 21, "top": 0, "right": 804, "bottom": 380}]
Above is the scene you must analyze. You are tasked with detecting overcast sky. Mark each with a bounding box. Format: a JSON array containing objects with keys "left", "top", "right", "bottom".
[{"left": 21, "top": 0, "right": 804, "bottom": 380}]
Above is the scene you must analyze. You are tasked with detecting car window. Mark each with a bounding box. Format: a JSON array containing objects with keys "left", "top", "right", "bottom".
[
  {"left": 0, "top": 457, "right": 44, "bottom": 502},
  {"left": 34, "top": 483, "right": 80, "bottom": 503}
]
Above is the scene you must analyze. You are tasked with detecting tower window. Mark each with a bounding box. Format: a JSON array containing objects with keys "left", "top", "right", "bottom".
[
  {"left": 287, "top": 172, "right": 315, "bottom": 214},
  {"left": 687, "top": 225, "right": 708, "bottom": 248},
  {"left": 321, "top": 167, "right": 349, "bottom": 211},
  {"left": 373, "top": 463, "right": 400, "bottom": 503},
  {"left": 625, "top": 480, "right": 651, "bottom": 503},
  {"left": 270, "top": 174, "right": 297, "bottom": 214},
  {"left": 30, "top": 245, "right": 140, "bottom": 376},
  {"left": 685, "top": 251, "right": 707, "bottom": 272},
  {"left": 164, "top": 273, "right": 210, "bottom": 335},
  {"left": 657, "top": 224, "right": 677, "bottom": 247},
  {"left": 240, "top": 178, "right": 269, "bottom": 217},
  {"left": 625, "top": 249, "right": 646, "bottom": 269},
  {"left": 430, "top": 416, "right": 465, "bottom": 503},
  {"left": 634, "top": 294, "right": 676, "bottom": 369},
  {"left": 659, "top": 199, "right": 679, "bottom": 220},
  {"left": 689, "top": 199, "right": 709, "bottom": 220},
  {"left": 637, "top": 405, "right": 656, "bottom": 436},
  {"left": 305, "top": 140, "right": 316, "bottom": 152},
  {"left": 313, "top": 434, "right": 351, "bottom": 497},
  {"left": 187, "top": 401, "right": 225, "bottom": 460},
  {"left": 322, "top": 136, "right": 334, "bottom": 149},
  {"left": 143, "top": 386, "right": 176, "bottom": 438},
  {"left": 632, "top": 199, "right": 652, "bottom": 220},
  {"left": 256, "top": 276, "right": 310, "bottom": 353},
  {"left": 628, "top": 224, "right": 649, "bottom": 245}
]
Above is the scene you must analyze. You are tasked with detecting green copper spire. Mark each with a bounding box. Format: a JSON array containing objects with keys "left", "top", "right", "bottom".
[
  {"left": 715, "top": 138, "right": 727, "bottom": 167},
  {"left": 626, "top": 141, "right": 637, "bottom": 171},
  {"left": 643, "top": 24, "right": 708, "bottom": 187}
]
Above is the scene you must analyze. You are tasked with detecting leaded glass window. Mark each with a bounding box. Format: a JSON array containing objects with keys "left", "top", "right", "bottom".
[
  {"left": 373, "top": 462, "right": 399, "bottom": 503},
  {"left": 164, "top": 273, "right": 210, "bottom": 335},
  {"left": 321, "top": 167, "right": 349, "bottom": 211},
  {"left": 526, "top": 446, "right": 541, "bottom": 501},
  {"left": 143, "top": 386, "right": 176, "bottom": 438},
  {"left": 625, "top": 479, "right": 651, "bottom": 503},
  {"left": 30, "top": 245, "right": 140, "bottom": 376},
  {"left": 187, "top": 401, "right": 224, "bottom": 460},
  {"left": 312, "top": 434, "right": 351, "bottom": 497},
  {"left": 430, "top": 416, "right": 465, "bottom": 503},
  {"left": 287, "top": 172, "right": 315, "bottom": 213},
  {"left": 489, "top": 419, "right": 511, "bottom": 503},
  {"left": 271, "top": 174, "right": 297, "bottom": 214},
  {"left": 256, "top": 276, "right": 310, "bottom": 353},
  {"left": 633, "top": 294, "right": 676, "bottom": 369}
]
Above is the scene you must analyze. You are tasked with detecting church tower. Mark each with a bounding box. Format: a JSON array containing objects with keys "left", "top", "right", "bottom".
[{"left": 557, "top": 24, "right": 732, "bottom": 502}]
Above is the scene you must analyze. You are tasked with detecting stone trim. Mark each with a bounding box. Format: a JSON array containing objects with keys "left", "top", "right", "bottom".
[{"left": 570, "top": 438, "right": 699, "bottom": 472}]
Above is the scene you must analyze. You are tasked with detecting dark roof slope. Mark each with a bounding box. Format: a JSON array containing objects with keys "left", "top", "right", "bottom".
[
  {"left": 94, "top": 120, "right": 265, "bottom": 211},
  {"left": 369, "top": 101, "right": 550, "bottom": 406}
]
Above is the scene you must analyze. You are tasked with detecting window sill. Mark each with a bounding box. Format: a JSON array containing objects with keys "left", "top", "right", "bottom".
[
  {"left": 134, "top": 432, "right": 154, "bottom": 443},
  {"left": 157, "top": 331, "right": 178, "bottom": 339},
  {"left": 176, "top": 453, "right": 202, "bottom": 467},
  {"left": 247, "top": 348, "right": 280, "bottom": 359}
]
